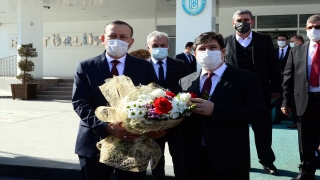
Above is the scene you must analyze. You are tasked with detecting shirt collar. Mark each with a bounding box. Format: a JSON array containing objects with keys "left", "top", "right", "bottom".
[
  {"left": 310, "top": 40, "right": 317, "bottom": 48},
  {"left": 201, "top": 63, "right": 227, "bottom": 78},
  {"left": 280, "top": 45, "right": 289, "bottom": 51},
  {"left": 236, "top": 31, "right": 252, "bottom": 41},
  {"left": 105, "top": 53, "right": 126, "bottom": 64},
  {"left": 151, "top": 57, "right": 167, "bottom": 65}
]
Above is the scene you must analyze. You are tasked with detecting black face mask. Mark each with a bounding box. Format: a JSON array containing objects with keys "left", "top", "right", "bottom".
[{"left": 234, "top": 22, "right": 251, "bottom": 33}]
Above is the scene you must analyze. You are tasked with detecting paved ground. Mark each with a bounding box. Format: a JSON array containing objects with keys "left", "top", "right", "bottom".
[{"left": 1, "top": 88, "right": 320, "bottom": 180}]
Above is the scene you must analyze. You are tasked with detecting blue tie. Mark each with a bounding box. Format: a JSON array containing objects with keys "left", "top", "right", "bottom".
[
  {"left": 279, "top": 49, "right": 284, "bottom": 61},
  {"left": 157, "top": 61, "right": 165, "bottom": 87}
]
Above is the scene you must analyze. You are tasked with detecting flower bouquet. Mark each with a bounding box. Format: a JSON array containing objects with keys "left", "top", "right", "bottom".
[{"left": 95, "top": 75, "right": 194, "bottom": 172}]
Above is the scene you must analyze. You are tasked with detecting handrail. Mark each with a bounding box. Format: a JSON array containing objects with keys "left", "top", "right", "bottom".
[{"left": 0, "top": 55, "right": 17, "bottom": 78}]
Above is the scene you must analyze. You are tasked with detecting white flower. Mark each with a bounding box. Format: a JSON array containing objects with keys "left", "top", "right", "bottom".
[
  {"left": 178, "top": 93, "right": 191, "bottom": 102},
  {"left": 150, "top": 89, "right": 166, "bottom": 99},
  {"left": 126, "top": 101, "right": 146, "bottom": 119}
]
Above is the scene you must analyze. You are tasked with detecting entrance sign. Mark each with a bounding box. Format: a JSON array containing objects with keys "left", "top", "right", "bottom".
[{"left": 182, "top": 0, "right": 206, "bottom": 16}]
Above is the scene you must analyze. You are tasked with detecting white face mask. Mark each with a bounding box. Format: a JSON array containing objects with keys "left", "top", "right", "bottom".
[
  {"left": 289, "top": 42, "right": 296, "bottom": 48},
  {"left": 277, "top": 41, "right": 286, "bottom": 47},
  {"left": 307, "top": 28, "right": 320, "bottom": 42},
  {"left": 105, "top": 39, "right": 129, "bottom": 57},
  {"left": 196, "top": 50, "right": 223, "bottom": 70}
]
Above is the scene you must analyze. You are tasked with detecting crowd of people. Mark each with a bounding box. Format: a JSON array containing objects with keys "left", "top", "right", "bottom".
[{"left": 71, "top": 9, "right": 320, "bottom": 180}]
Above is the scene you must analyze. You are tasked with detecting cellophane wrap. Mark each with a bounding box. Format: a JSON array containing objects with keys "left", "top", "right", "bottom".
[{"left": 95, "top": 75, "right": 184, "bottom": 172}]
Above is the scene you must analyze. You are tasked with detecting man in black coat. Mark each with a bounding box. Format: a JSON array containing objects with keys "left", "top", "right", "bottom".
[
  {"left": 273, "top": 34, "right": 291, "bottom": 124},
  {"left": 147, "top": 31, "right": 189, "bottom": 180},
  {"left": 72, "top": 20, "right": 165, "bottom": 180},
  {"left": 224, "top": 9, "right": 282, "bottom": 175},
  {"left": 174, "top": 42, "right": 197, "bottom": 75},
  {"left": 282, "top": 14, "right": 320, "bottom": 180},
  {"left": 180, "top": 31, "right": 266, "bottom": 180}
]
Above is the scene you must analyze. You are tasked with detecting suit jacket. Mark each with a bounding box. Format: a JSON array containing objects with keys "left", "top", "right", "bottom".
[
  {"left": 274, "top": 46, "right": 291, "bottom": 73},
  {"left": 224, "top": 31, "right": 282, "bottom": 101},
  {"left": 72, "top": 51, "right": 157, "bottom": 157},
  {"left": 179, "top": 64, "right": 266, "bottom": 174},
  {"left": 282, "top": 42, "right": 310, "bottom": 116},
  {"left": 174, "top": 52, "right": 197, "bottom": 75},
  {"left": 149, "top": 56, "right": 189, "bottom": 94}
]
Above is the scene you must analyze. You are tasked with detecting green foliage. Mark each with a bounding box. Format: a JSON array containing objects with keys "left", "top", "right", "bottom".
[{"left": 16, "top": 43, "right": 38, "bottom": 84}]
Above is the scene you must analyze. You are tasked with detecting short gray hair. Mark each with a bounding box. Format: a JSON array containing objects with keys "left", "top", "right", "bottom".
[
  {"left": 306, "top": 14, "right": 320, "bottom": 25},
  {"left": 232, "top": 9, "right": 254, "bottom": 20},
  {"left": 147, "top": 31, "right": 170, "bottom": 46}
]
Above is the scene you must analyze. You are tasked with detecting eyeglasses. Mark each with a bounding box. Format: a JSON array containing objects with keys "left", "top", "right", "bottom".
[
  {"left": 235, "top": 18, "right": 251, "bottom": 22},
  {"left": 306, "top": 25, "right": 320, "bottom": 30}
]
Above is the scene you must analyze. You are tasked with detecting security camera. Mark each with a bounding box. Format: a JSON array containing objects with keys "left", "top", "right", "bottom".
[{"left": 43, "top": 6, "right": 50, "bottom": 9}]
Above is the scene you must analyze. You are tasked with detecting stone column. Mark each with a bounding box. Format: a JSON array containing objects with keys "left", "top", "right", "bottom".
[
  {"left": 176, "top": 0, "right": 217, "bottom": 70},
  {"left": 17, "top": 0, "right": 43, "bottom": 79}
]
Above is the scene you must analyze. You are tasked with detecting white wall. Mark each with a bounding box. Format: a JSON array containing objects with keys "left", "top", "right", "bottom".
[
  {"left": 0, "top": 18, "right": 156, "bottom": 78},
  {"left": 219, "top": 4, "right": 320, "bottom": 37}
]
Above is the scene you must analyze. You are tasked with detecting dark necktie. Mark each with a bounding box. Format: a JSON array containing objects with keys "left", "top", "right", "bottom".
[
  {"left": 157, "top": 61, "right": 165, "bottom": 87},
  {"left": 187, "top": 54, "right": 193, "bottom": 63},
  {"left": 201, "top": 73, "right": 214, "bottom": 97},
  {"left": 279, "top": 49, "right": 284, "bottom": 61},
  {"left": 310, "top": 43, "right": 320, "bottom": 87},
  {"left": 111, "top": 60, "right": 120, "bottom": 76}
]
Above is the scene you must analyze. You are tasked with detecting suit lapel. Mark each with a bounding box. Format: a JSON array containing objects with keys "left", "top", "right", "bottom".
[
  {"left": 166, "top": 57, "right": 173, "bottom": 83},
  {"left": 251, "top": 31, "right": 259, "bottom": 66},
  {"left": 301, "top": 42, "right": 310, "bottom": 81},
  {"left": 209, "top": 66, "right": 236, "bottom": 102},
  {"left": 96, "top": 51, "right": 112, "bottom": 79},
  {"left": 123, "top": 54, "right": 135, "bottom": 77},
  {"left": 228, "top": 35, "right": 238, "bottom": 66},
  {"left": 187, "top": 70, "right": 202, "bottom": 97}
]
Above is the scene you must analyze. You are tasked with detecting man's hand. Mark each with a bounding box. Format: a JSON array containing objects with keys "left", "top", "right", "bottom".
[
  {"left": 281, "top": 107, "right": 291, "bottom": 116},
  {"left": 148, "top": 130, "right": 166, "bottom": 139},
  {"left": 190, "top": 98, "right": 214, "bottom": 116},
  {"left": 271, "top": 92, "right": 281, "bottom": 100},
  {"left": 106, "top": 123, "right": 140, "bottom": 141}
]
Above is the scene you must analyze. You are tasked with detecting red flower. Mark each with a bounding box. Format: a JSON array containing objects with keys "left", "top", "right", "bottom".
[
  {"left": 166, "top": 91, "right": 176, "bottom": 98},
  {"left": 154, "top": 97, "right": 172, "bottom": 114},
  {"left": 189, "top": 92, "right": 198, "bottom": 98}
]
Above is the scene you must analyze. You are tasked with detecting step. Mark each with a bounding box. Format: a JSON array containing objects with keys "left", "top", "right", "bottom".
[
  {"left": 37, "top": 91, "right": 72, "bottom": 96},
  {"left": 58, "top": 79, "right": 74, "bottom": 83},
  {"left": 36, "top": 95, "right": 71, "bottom": 100},
  {"left": 57, "top": 83, "right": 73, "bottom": 87},
  {"left": 46, "top": 87, "right": 73, "bottom": 91}
]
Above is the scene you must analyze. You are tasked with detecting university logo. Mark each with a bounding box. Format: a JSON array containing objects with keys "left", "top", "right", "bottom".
[{"left": 182, "top": 0, "right": 206, "bottom": 16}]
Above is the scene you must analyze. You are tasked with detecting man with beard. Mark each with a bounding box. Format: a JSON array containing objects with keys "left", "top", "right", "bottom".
[{"left": 224, "top": 9, "right": 282, "bottom": 175}]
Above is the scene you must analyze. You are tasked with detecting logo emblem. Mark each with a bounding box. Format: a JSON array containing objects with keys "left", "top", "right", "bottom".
[{"left": 182, "top": 0, "right": 206, "bottom": 16}]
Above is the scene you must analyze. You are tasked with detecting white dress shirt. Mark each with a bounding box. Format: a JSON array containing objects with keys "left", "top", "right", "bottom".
[
  {"left": 308, "top": 41, "right": 320, "bottom": 92},
  {"left": 105, "top": 53, "right": 126, "bottom": 75},
  {"left": 236, "top": 31, "right": 253, "bottom": 48},
  {"left": 279, "top": 45, "right": 289, "bottom": 59},
  {"left": 151, "top": 57, "right": 167, "bottom": 80}
]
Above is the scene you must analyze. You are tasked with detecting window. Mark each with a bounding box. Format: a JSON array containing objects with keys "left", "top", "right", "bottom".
[{"left": 257, "top": 15, "right": 298, "bottom": 29}]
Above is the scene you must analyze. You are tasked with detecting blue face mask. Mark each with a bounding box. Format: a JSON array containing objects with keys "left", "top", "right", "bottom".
[{"left": 151, "top": 48, "right": 168, "bottom": 60}]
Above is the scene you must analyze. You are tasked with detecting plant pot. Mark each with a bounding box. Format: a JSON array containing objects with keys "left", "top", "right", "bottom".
[{"left": 10, "top": 83, "right": 37, "bottom": 100}]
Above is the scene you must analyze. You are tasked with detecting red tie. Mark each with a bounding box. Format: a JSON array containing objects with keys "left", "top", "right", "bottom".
[
  {"left": 201, "top": 73, "right": 214, "bottom": 97},
  {"left": 111, "top": 60, "right": 120, "bottom": 76},
  {"left": 310, "top": 43, "right": 320, "bottom": 87}
]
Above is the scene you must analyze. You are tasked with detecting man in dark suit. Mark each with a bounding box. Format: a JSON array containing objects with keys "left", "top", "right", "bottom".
[
  {"left": 147, "top": 30, "right": 189, "bottom": 180},
  {"left": 174, "top": 42, "right": 197, "bottom": 75},
  {"left": 179, "top": 31, "right": 267, "bottom": 180},
  {"left": 72, "top": 20, "right": 165, "bottom": 180},
  {"left": 273, "top": 34, "right": 291, "bottom": 124},
  {"left": 281, "top": 14, "right": 320, "bottom": 180},
  {"left": 224, "top": 9, "right": 282, "bottom": 175}
]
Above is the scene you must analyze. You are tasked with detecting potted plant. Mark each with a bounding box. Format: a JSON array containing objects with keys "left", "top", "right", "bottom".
[{"left": 10, "top": 43, "right": 38, "bottom": 100}]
